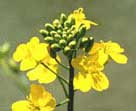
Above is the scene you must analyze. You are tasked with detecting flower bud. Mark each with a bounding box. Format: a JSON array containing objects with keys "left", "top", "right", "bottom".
[
  {"left": 68, "top": 40, "right": 76, "bottom": 48},
  {"left": 54, "top": 34, "right": 61, "bottom": 40},
  {"left": 63, "top": 46, "right": 71, "bottom": 55},
  {"left": 0, "top": 42, "right": 10, "bottom": 54},
  {"left": 64, "top": 20, "right": 72, "bottom": 28},
  {"left": 60, "top": 13, "right": 67, "bottom": 24},
  {"left": 57, "top": 30, "right": 62, "bottom": 35},
  {"left": 59, "top": 39, "right": 67, "bottom": 47},
  {"left": 44, "top": 37, "right": 54, "bottom": 43},
  {"left": 45, "top": 23, "right": 55, "bottom": 31},
  {"left": 51, "top": 43, "right": 61, "bottom": 52},
  {"left": 67, "top": 34, "right": 74, "bottom": 41},
  {"left": 85, "top": 37, "right": 94, "bottom": 52},
  {"left": 69, "top": 17, "right": 75, "bottom": 25},
  {"left": 50, "top": 31, "right": 57, "bottom": 37},
  {"left": 77, "top": 25, "right": 86, "bottom": 38},
  {"left": 39, "top": 29, "right": 49, "bottom": 37},
  {"left": 53, "top": 19, "right": 60, "bottom": 27}
]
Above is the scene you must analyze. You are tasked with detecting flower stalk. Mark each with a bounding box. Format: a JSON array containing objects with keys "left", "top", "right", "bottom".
[{"left": 68, "top": 58, "right": 75, "bottom": 111}]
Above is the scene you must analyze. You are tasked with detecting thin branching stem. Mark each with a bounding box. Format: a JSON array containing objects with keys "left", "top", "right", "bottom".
[
  {"left": 56, "top": 98, "right": 69, "bottom": 107},
  {"left": 55, "top": 58, "right": 70, "bottom": 70}
]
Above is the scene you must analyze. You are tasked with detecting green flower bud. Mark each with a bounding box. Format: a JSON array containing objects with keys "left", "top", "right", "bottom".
[
  {"left": 57, "top": 30, "right": 62, "bottom": 35},
  {"left": 39, "top": 29, "right": 49, "bottom": 37},
  {"left": 50, "top": 31, "right": 57, "bottom": 37},
  {"left": 45, "top": 23, "right": 55, "bottom": 31},
  {"left": 64, "top": 20, "right": 72, "bottom": 28},
  {"left": 0, "top": 42, "right": 10, "bottom": 54},
  {"left": 54, "top": 34, "right": 61, "bottom": 40},
  {"left": 59, "top": 39, "right": 67, "bottom": 47},
  {"left": 69, "top": 17, "right": 75, "bottom": 25},
  {"left": 77, "top": 25, "right": 86, "bottom": 38},
  {"left": 63, "top": 46, "right": 71, "bottom": 55},
  {"left": 44, "top": 37, "right": 54, "bottom": 43},
  {"left": 84, "top": 37, "right": 94, "bottom": 52},
  {"left": 67, "top": 34, "right": 74, "bottom": 41},
  {"left": 62, "top": 33, "right": 67, "bottom": 38},
  {"left": 51, "top": 43, "right": 61, "bottom": 52},
  {"left": 68, "top": 40, "right": 76, "bottom": 48},
  {"left": 53, "top": 19, "right": 60, "bottom": 27},
  {"left": 60, "top": 13, "right": 67, "bottom": 24}
]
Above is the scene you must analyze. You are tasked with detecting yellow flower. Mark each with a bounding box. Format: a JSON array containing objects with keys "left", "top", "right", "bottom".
[
  {"left": 12, "top": 84, "right": 56, "bottom": 111},
  {"left": 72, "top": 55, "right": 109, "bottom": 92},
  {"left": 74, "top": 72, "right": 109, "bottom": 92},
  {"left": 13, "top": 37, "right": 59, "bottom": 83},
  {"left": 68, "top": 8, "right": 98, "bottom": 30},
  {"left": 89, "top": 41, "right": 128, "bottom": 65}
]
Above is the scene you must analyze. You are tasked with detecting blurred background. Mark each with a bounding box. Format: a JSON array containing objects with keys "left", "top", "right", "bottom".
[{"left": 0, "top": 0, "right": 135, "bottom": 111}]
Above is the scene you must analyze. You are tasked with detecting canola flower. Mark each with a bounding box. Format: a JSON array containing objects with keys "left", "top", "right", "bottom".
[
  {"left": 13, "top": 37, "right": 59, "bottom": 83},
  {"left": 72, "top": 55, "right": 109, "bottom": 92},
  {"left": 89, "top": 41, "right": 128, "bottom": 65},
  {"left": 68, "top": 8, "right": 98, "bottom": 30},
  {"left": 12, "top": 84, "right": 56, "bottom": 111},
  {"left": 11, "top": 8, "right": 128, "bottom": 111}
]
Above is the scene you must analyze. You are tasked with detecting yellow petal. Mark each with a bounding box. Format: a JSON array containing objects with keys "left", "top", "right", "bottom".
[
  {"left": 27, "top": 64, "right": 56, "bottom": 84},
  {"left": 92, "top": 72, "right": 109, "bottom": 91},
  {"left": 110, "top": 52, "right": 128, "bottom": 64},
  {"left": 74, "top": 72, "right": 93, "bottom": 92},
  {"left": 40, "top": 98, "right": 56, "bottom": 111},
  {"left": 98, "top": 50, "right": 109, "bottom": 65},
  {"left": 13, "top": 44, "right": 28, "bottom": 62},
  {"left": 29, "top": 37, "right": 40, "bottom": 45},
  {"left": 106, "top": 41, "right": 124, "bottom": 53},
  {"left": 29, "top": 84, "right": 56, "bottom": 108},
  {"left": 82, "top": 20, "right": 98, "bottom": 30},
  {"left": 32, "top": 43, "right": 49, "bottom": 61},
  {"left": 12, "top": 100, "right": 31, "bottom": 111},
  {"left": 20, "top": 58, "right": 37, "bottom": 71}
]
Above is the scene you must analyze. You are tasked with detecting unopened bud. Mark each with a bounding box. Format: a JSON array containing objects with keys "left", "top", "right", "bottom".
[
  {"left": 59, "top": 39, "right": 67, "bottom": 47},
  {"left": 0, "top": 42, "right": 10, "bottom": 54},
  {"left": 51, "top": 43, "right": 61, "bottom": 52},
  {"left": 69, "top": 17, "right": 75, "bottom": 25},
  {"left": 45, "top": 23, "right": 55, "bottom": 31},
  {"left": 63, "top": 46, "right": 71, "bottom": 55},
  {"left": 44, "top": 37, "right": 54, "bottom": 43},
  {"left": 50, "top": 31, "right": 57, "bottom": 37},
  {"left": 85, "top": 37, "right": 94, "bottom": 52},
  {"left": 67, "top": 34, "right": 74, "bottom": 41},
  {"left": 53, "top": 19, "right": 60, "bottom": 27},
  {"left": 54, "top": 34, "right": 61, "bottom": 40},
  {"left": 39, "top": 29, "right": 49, "bottom": 37},
  {"left": 68, "top": 40, "right": 76, "bottom": 48},
  {"left": 64, "top": 20, "right": 72, "bottom": 28},
  {"left": 60, "top": 13, "right": 67, "bottom": 24},
  {"left": 77, "top": 25, "right": 86, "bottom": 38}
]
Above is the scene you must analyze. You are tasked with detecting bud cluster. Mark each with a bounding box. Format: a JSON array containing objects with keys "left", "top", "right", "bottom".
[{"left": 40, "top": 13, "right": 94, "bottom": 58}]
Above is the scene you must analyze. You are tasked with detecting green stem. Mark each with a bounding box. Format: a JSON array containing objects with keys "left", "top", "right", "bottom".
[
  {"left": 41, "top": 63, "right": 69, "bottom": 85},
  {"left": 55, "top": 58, "right": 70, "bottom": 70},
  {"left": 67, "top": 59, "right": 74, "bottom": 111},
  {"left": 56, "top": 98, "right": 69, "bottom": 107},
  {"left": 58, "top": 77, "right": 68, "bottom": 97}
]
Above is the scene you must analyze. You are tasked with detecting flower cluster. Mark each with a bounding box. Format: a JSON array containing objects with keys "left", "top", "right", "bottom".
[
  {"left": 40, "top": 8, "right": 97, "bottom": 58},
  {"left": 72, "top": 41, "right": 127, "bottom": 92},
  {"left": 11, "top": 8, "right": 128, "bottom": 111}
]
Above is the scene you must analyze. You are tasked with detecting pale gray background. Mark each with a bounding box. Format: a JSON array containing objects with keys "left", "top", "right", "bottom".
[{"left": 0, "top": 0, "right": 135, "bottom": 111}]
